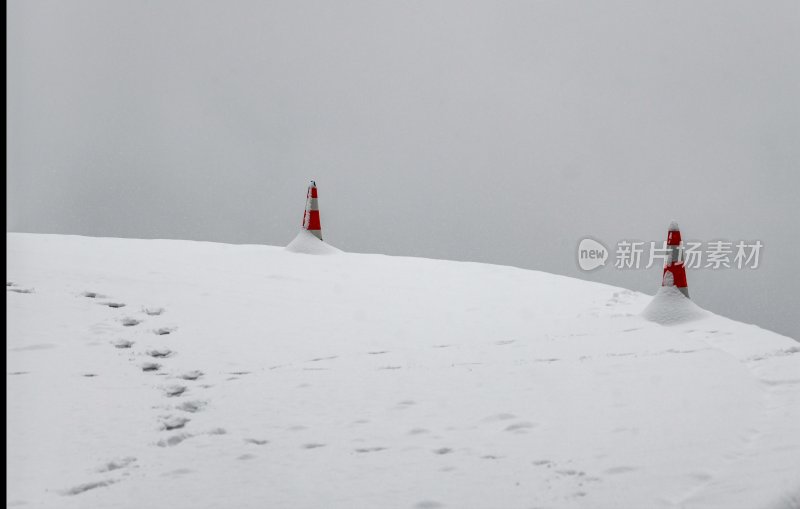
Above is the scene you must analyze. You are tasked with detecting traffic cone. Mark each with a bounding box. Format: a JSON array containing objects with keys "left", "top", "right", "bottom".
[
  {"left": 662, "top": 221, "right": 689, "bottom": 298},
  {"left": 302, "top": 181, "right": 322, "bottom": 241}
]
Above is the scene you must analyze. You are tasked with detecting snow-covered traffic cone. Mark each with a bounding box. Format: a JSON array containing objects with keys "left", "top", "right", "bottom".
[
  {"left": 286, "top": 180, "right": 339, "bottom": 254},
  {"left": 302, "top": 181, "right": 322, "bottom": 241},
  {"left": 662, "top": 221, "right": 689, "bottom": 298}
]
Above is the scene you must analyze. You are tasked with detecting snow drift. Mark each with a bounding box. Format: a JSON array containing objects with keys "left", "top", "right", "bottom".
[
  {"left": 285, "top": 229, "right": 342, "bottom": 255},
  {"left": 6, "top": 233, "right": 800, "bottom": 509},
  {"left": 641, "top": 286, "right": 708, "bottom": 325}
]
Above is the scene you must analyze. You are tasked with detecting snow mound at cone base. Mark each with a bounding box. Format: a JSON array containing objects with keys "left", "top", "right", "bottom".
[
  {"left": 285, "top": 230, "right": 341, "bottom": 255},
  {"left": 641, "top": 286, "right": 707, "bottom": 325}
]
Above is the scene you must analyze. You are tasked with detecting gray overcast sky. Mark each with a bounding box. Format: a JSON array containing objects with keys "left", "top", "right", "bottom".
[{"left": 7, "top": 0, "right": 800, "bottom": 339}]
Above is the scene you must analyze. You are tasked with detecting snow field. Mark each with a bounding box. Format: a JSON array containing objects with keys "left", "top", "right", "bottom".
[{"left": 6, "top": 233, "right": 800, "bottom": 509}]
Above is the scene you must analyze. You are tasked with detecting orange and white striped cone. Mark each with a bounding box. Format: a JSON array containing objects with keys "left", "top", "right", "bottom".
[
  {"left": 662, "top": 221, "right": 689, "bottom": 298},
  {"left": 302, "top": 181, "right": 322, "bottom": 241}
]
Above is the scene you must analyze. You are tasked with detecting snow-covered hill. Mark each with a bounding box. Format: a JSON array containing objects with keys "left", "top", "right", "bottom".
[{"left": 6, "top": 233, "right": 800, "bottom": 509}]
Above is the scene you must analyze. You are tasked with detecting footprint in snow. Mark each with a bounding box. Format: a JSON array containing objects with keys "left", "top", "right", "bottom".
[
  {"left": 98, "top": 457, "right": 136, "bottom": 472},
  {"left": 142, "top": 362, "right": 161, "bottom": 372},
  {"left": 355, "top": 447, "right": 386, "bottom": 453},
  {"left": 505, "top": 421, "right": 538, "bottom": 433},
  {"left": 63, "top": 480, "right": 116, "bottom": 496},
  {"left": 556, "top": 469, "right": 585, "bottom": 477},
  {"left": 157, "top": 433, "right": 191, "bottom": 447},
  {"left": 179, "top": 370, "right": 203, "bottom": 381},
  {"left": 113, "top": 339, "right": 135, "bottom": 349},
  {"left": 160, "top": 416, "right": 190, "bottom": 430},
  {"left": 147, "top": 348, "right": 174, "bottom": 358},
  {"left": 143, "top": 307, "right": 165, "bottom": 316},
  {"left": 244, "top": 438, "right": 269, "bottom": 445},
  {"left": 433, "top": 447, "right": 453, "bottom": 455},
  {"left": 368, "top": 351, "right": 389, "bottom": 355},
  {"left": 163, "top": 385, "right": 187, "bottom": 397},
  {"left": 121, "top": 317, "right": 142, "bottom": 327},
  {"left": 303, "top": 443, "right": 326, "bottom": 449},
  {"left": 101, "top": 302, "right": 126, "bottom": 308},
  {"left": 8, "top": 287, "right": 34, "bottom": 294},
  {"left": 176, "top": 400, "right": 206, "bottom": 413},
  {"left": 309, "top": 356, "right": 338, "bottom": 362},
  {"left": 82, "top": 291, "right": 105, "bottom": 299},
  {"left": 154, "top": 327, "right": 175, "bottom": 336}
]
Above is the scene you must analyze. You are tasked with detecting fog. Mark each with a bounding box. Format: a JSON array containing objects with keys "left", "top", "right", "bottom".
[{"left": 7, "top": 0, "right": 799, "bottom": 339}]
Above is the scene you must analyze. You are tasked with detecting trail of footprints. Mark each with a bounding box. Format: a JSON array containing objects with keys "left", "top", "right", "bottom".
[
  {"left": 47, "top": 286, "right": 621, "bottom": 502},
  {"left": 62, "top": 291, "right": 220, "bottom": 496}
]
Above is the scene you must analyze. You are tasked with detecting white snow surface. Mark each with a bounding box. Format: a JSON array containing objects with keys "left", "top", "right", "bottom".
[
  {"left": 285, "top": 229, "right": 341, "bottom": 255},
  {"left": 6, "top": 233, "right": 800, "bottom": 509}
]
